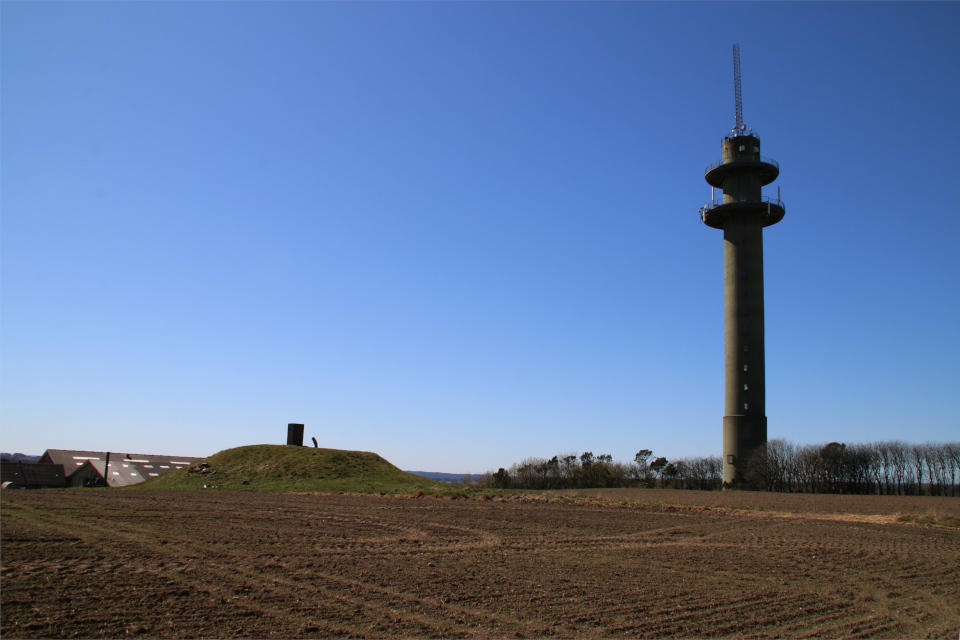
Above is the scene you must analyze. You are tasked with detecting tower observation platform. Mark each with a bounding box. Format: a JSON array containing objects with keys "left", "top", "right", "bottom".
[
  {"left": 700, "top": 46, "right": 785, "bottom": 486},
  {"left": 699, "top": 131, "right": 785, "bottom": 229}
]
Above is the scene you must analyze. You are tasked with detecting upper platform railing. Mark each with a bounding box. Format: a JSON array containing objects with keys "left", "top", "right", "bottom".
[
  {"left": 704, "top": 155, "right": 779, "bottom": 176},
  {"left": 723, "top": 129, "right": 760, "bottom": 142},
  {"left": 699, "top": 196, "right": 785, "bottom": 221}
]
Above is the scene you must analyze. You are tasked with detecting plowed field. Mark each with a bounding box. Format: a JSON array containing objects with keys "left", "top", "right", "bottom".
[{"left": 2, "top": 490, "right": 958, "bottom": 638}]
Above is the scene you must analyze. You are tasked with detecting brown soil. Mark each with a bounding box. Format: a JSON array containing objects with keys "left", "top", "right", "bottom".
[
  {"left": 555, "top": 488, "right": 960, "bottom": 519},
  {"left": 2, "top": 490, "right": 958, "bottom": 638}
]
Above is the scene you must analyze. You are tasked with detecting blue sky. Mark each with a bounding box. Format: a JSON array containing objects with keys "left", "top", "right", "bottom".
[{"left": 3, "top": 2, "right": 958, "bottom": 473}]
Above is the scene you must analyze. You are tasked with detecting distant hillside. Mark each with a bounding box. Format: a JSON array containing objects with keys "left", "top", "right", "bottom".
[
  {"left": 133, "top": 444, "right": 447, "bottom": 494},
  {"left": 407, "top": 471, "right": 482, "bottom": 484},
  {"left": 0, "top": 453, "right": 41, "bottom": 463}
]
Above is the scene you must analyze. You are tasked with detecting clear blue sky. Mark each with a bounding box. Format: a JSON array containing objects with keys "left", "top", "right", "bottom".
[{"left": 3, "top": 2, "right": 958, "bottom": 473}]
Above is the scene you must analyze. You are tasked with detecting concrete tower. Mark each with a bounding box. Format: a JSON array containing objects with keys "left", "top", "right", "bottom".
[{"left": 699, "top": 45, "right": 784, "bottom": 485}]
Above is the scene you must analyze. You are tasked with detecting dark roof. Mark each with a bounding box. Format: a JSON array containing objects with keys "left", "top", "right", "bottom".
[
  {"left": 1, "top": 461, "right": 67, "bottom": 488},
  {"left": 22, "top": 463, "right": 68, "bottom": 487},
  {"left": 66, "top": 459, "right": 106, "bottom": 479},
  {"left": 40, "top": 449, "right": 109, "bottom": 469},
  {"left": 41, "top": 450, "right": 203, "bottom": 487},
  {"left": 1, "top": 461, "right": 24, "bottom": 484},
  {"left": 108, "top": 454, "right": 203, "bottom": 487}
]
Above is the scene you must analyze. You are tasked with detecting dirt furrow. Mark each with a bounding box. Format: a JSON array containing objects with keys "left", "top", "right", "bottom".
[{"left": 4, "top": 490, "right": 958, "bottom": 639}]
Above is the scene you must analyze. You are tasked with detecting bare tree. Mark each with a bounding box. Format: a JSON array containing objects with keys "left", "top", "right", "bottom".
[
  {"left": 861, "top": 443, "right": 883, "bottom": 495},
  {"left": 794, "top": 444, "right": 821, "bottom": 493},
  {"left": 946, "top": 442, "right": 960, "bottom": 497},
  {"left": 888, "top": 441, "right": 909, "bottom": 495},
  {"left": 706, "top": 455, "right": 723, "bottom": 490},
  {"left": 746, "top": 446, "right": 773, "bottom": 491},
  {"left": 925, "top": 442, "right": 952, "bottom": 497},
  {"left": 767, "top": 439, "right": 794, "bottom": 493},
  {"left": 909, "top": 444, "right": 927, "bottom": 496},
  {"left": 842, "top": 443, "right": 869, "bottom": 493},
  {"left": 875, "top": 441, "right": 893, "bottom": 495},
  {"left": 680, "top": 456, "right": 714, "bottom": 491}
]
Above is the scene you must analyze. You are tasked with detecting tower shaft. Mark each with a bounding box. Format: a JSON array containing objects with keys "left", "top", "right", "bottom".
[
  {"left": 701, "top": 132, "right": 783, "bottom": 485},
  {"left": 721, "top": 156, "right": 767, "bottom": 484}
]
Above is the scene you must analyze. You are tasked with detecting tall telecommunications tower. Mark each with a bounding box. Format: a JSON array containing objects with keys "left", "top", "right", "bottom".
[{"left": 699, "top": 45, "right": 784, "bottom": 485}]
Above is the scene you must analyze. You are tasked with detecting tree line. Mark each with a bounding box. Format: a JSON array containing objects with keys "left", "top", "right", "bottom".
[
  {"left": 745, "top": 439, "right": 960, "bottom": 496},
  {"left": 474, "top": 450, "right": 724, "bottom": 492},
  {"left": 474, "top": 440, "right": 960, "bottom": 495}
]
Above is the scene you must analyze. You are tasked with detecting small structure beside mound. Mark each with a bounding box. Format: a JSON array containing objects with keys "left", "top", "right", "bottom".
[{"left": 132, "top": 444, "right": 445, "bottom": 494}]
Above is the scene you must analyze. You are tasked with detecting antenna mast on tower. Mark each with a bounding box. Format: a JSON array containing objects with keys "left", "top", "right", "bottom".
[{"left": 733, "top": 43, "right": 743, "bottom": 132}]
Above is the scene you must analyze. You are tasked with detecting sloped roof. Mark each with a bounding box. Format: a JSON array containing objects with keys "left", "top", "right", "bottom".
[
  {"left": 110, "top": 453, "right": 203, "bottom": 486},
  {"left": 41, "top": 449, "right": 108, "bottom": 469},
  {"left": 105, "top": 459, "right": 146, "bottom": 487},
  {"left": 41, "top": 450, "right": 203, "bottom": 487},
  {"left": 66, "top": 459, "right": 106, "bottom": 478},
  {"left": 22, "top": 463, "right": 68, "bottom": 487}
]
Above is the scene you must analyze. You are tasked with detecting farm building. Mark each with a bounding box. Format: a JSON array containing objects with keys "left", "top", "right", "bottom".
[
  {"left": 68, "top": 460, "right": 108, "bottom": 487},
  {"left": 1, "top": 461, "right": 68, "bottom": 489},
  {"left": 39, "top": 449, "right": 203, "bottom": 487}
]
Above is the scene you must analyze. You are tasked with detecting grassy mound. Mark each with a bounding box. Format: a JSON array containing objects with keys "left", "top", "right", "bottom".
[{"left": 131, "top": 444, "right": 447, "bottom": 494}]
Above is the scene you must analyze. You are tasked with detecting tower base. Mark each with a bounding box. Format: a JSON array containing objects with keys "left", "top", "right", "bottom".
[{"left": 722, "top": 415, "right": 767, "bottom": 486}]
